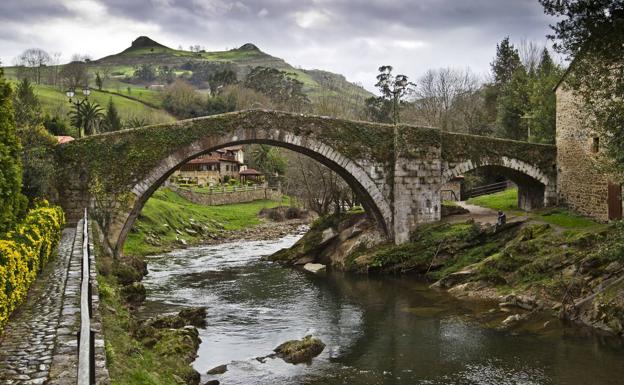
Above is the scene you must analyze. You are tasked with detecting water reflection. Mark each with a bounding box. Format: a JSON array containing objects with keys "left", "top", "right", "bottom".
[{"left": 142, "top": 231, "right": 624, "bottom": 385}]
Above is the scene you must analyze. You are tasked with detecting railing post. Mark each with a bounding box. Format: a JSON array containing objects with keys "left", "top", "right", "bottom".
[{"left": 77, "top": 208, "right": 92, "bottom": 385}]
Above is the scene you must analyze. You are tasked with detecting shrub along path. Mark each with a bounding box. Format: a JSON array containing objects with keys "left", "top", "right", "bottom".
[{"left": 0, "top": 228, "right": 76, "bottom": 384}]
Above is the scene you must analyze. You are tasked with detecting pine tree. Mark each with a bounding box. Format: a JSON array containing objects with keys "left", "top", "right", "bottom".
[
  {"left": 0, "top": 68, "right": 27, "bottom": 234},
  {"left": 496, "top": 66, "right": 530, "bottom": 140},
  {"left": 102, "top": 98, "right": 122, "bottom": 132},
  {"left": 13, "top": 78, "right": 42, "bottom": 130},
  {"left": 484, "top": 38, "right": 524, "bottom": 131},
  {"left": 95, "top": 72, "right": 103, "bottom": 91},
  {"left": 491, "top": 37, "right": 522, "bottom": 86},
  {"left": 528, "top": 48, "right": 562, "bottom": 143}
]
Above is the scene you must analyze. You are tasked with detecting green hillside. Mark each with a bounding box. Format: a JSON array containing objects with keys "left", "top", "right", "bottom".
[
  {"left": 6, "top": 80, "right": 175, "bottom": 125},
  {"left": 2, "top": 36, "right": 372, "bottom": 128}
]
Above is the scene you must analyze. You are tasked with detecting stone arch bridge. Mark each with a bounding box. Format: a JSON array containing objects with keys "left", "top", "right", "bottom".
[{"left": 55, "top": 110, "right": 556, "bottom": 255}]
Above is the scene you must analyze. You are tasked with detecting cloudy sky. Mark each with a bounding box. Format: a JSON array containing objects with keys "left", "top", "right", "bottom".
[{"left": 0, "top": 0, "right": 558, "bottom": 92}]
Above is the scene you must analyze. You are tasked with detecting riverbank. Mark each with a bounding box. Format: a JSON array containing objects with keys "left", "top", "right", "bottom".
[
  {"left": 269, "top": 191, "right": 624, "bottom": 338},
  {"left": 96, "top": 192, "right": 313, "bottom": 385},
  {"left": 124, "top": 187, "right": 309, "bottom": 256}
]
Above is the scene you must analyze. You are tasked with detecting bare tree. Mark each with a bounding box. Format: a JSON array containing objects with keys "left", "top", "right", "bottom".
[
  {"left": 407, "top": 67, "right": 486, "bottom": 132},
  {"left": 16, "top": 48, "right": 51, "bottom": 84},
  {"left": 311, "top": 78, "right": 367, "bottom": 120},
  {"left": 220, "top": 84, "right": 274, "bottom": 110},
  {"left": 59, "top": 61, "right": 88, "bottom": 90},
  {"left": 518, "top": 39, "right": 542, "bottom": 74},
  {"left": 283, "top": 151, "right": 355, "bottom": 216}
]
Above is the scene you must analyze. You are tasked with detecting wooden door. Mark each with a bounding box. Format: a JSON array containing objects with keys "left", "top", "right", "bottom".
[{"left": 608, "top": 182, "right": 622, "bottom": 220}]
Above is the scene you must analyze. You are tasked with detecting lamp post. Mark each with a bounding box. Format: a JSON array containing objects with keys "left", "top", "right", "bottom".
[
  {"left": 66, "top": 85, "right": 91, "bottom": 138},
  {"left": 66, "top": 85, "right": 91, "bottom": 106},
  {"left": 521, "top": 113, "right": 534, "bottom": 143}
]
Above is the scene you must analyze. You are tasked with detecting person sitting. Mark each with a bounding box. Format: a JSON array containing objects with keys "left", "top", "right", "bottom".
[{"left": 496, "top": 211, "right": 507, "bottom": 229}]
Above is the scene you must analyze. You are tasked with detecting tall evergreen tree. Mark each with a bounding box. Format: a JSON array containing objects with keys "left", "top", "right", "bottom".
[
  {"left": 95, "top": 72, "right": 103, "bottom": 91},
  {"left": 528, "top": 49, "right": 562, "bottom": 143},
  {"left": 484, "top": 38, "right": 524, "bottom": 132},
  {"left": 491, "top": 37, "right": 523, "bottom": 86},
  {"left": 496, "top": 65, "right": 530, "bottom": 140},
  {"left": 0, "top": 67, "right": 27, "bottom": 233},
  {"left": 102, "top": 98, "right": 123, "bottom": 132},
  {"left": 13, "top": 78, "right": 42, "bottom": 129}
]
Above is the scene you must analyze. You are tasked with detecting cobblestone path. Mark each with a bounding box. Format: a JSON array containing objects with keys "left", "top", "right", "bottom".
[{"left": 0, "top": 228, "right": 76, "bottom": 385}]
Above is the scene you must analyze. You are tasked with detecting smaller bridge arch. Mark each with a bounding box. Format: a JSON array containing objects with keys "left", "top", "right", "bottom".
[{"left": 441, "top": 156, "right": 557, "bottom": 210}]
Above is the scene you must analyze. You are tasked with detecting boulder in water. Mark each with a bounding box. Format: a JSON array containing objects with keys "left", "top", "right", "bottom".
[
  {"left": 274, "top": 335, "right": 325, "bottom": 364},
  {"left": 206, "top": 364, "right": 227, "bottom": 375},
  {"left": 303, "top": 263, "right": 326, "bottom": 274}
]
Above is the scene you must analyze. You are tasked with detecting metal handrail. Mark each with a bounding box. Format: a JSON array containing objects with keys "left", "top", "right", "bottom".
[
  {"left": 77, "top": 209, "right": 91, "bottom": 385},
  {"left": 467, "top": 181, "right": 509, "bottom": 198}
]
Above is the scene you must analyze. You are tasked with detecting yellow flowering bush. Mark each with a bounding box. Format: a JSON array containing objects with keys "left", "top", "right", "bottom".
[{"left": 0, "top": 202, "right": 65, "bottom": 332}]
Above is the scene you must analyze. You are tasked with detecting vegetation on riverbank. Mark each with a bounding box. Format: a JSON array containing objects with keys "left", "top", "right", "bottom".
[
  {"left": 270, "top": 192, "right": 624, "bottom": 337},
  {"left": 95, "top": 222, "right": 203, "bottom": 385},
  {"left": 124, "top": 188, "right": 287, "bottom": 256}
]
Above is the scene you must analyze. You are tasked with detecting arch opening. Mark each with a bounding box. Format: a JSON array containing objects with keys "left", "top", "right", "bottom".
[
  {"left": 440, "top": 158, "right": 555, "bottom": 212},
  {"left": 113, "top": 136, "right": 392, "bottom": 256}
]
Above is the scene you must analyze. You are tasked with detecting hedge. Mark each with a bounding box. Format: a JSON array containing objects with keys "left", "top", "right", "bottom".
[{"left": 0, "top": 202, "right": 65, "bottom": 332}]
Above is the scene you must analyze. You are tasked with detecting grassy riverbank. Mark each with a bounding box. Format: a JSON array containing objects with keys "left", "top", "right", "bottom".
[
  {"left": 94, "top": 224, "right": 202, "bottom": 385},
  {"left": 124, "top": 188, "right": 287, "bottom": 256},
  {"left": 271, "top": 192, "right": 624, "bottom": 336}
]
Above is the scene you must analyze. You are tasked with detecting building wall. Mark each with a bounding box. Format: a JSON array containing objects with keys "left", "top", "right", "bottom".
[
  {"left": 172, "top": 169, "right": 220, "bottom": 186},
  {"left": 171, "top": 185, "right": 282, "bottom": 206},
  {"left": 555, "top": 86, "right": 620, "bottom": 221}
]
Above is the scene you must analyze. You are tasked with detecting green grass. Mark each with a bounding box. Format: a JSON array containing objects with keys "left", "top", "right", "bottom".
[
  {"left": 536, "top": 209, "right": 598, "bottom": 228},
  {"left": 101, "top": 79, "right": 164, "bottom": 107},
  {"left": 467, "top": 188, "right": 519, "bottom": 211},
  {"left": 21, "top": 83, "right": 175, "bottom": 125},
  {"left": 124, "top": 188, "right": 284, "bottom": 256},
  {"left": 466, "top": 188, "right": 598, "bottom": 229}
]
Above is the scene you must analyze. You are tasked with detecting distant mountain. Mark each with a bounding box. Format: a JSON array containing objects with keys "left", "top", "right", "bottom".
[{"left": 94, "top": 36, "right": 372, "bottom": 100}]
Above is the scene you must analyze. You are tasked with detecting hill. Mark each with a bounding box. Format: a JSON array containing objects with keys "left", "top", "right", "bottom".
[
  {"left": 93, "top": 36, "right": 372, "bottom": 100},
  {"left": 3, "top": 36, "right": 373, "bottom": 125}
]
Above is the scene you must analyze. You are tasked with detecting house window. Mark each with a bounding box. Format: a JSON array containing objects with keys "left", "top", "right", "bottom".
[{"left": 591, "top": 137, "right": 600, "bottom": 153}]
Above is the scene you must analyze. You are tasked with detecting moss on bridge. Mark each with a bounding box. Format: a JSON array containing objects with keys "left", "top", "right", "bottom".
[
  {"left": 55, "top": 110, "right": 395, "bottom": 197},
  {"left": 440, "top": 132, "right": 557, "bottom": 176}
]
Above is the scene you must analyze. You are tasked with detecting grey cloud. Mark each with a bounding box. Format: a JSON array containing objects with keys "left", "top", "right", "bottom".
[{"left": 0, "top": 1, "right": 72, "bottom": 22}]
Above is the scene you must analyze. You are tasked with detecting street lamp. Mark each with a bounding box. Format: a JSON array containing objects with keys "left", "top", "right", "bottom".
[
  {"left": 521, "top": 113, "right": 534, "bottom": 142},
  {"left": 66, "top": 85, "right": 91, "bottom": 106}
]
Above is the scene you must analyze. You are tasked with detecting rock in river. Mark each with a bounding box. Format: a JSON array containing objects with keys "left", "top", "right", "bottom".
[
  {"left": 303, "top": 263, "right": 326, "bottom": 274},
  {"left": 274, "top": 335, "right": 326, "bottom": 364},
  {"left": 206, "top": 364, "right": 227, "bottom": 375}
]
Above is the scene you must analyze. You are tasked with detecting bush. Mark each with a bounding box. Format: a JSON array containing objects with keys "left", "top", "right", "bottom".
[
  {"left": 0, "top": 202, "right": 65, "bottom": 331},
  {"left": 0, "top": 67, "right": 27, "bottom": 234}
]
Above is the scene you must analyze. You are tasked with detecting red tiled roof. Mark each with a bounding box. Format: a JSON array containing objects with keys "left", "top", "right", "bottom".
[
  {"left": 186, "top": 158, "right": 219, "bottom": 165},
  {"left": 221, "top": 145, "right": 243, "bottom": 151},
  {"left": 240, "top": 168, "right": 263, "bottom": 176},
  {"left": 56, "top": 136, "right": 75, "bottom": 144}
]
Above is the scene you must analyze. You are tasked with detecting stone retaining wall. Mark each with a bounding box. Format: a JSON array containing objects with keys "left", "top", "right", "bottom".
[{"left": 171, "top": 186, "right": 283, "bottom": 206}]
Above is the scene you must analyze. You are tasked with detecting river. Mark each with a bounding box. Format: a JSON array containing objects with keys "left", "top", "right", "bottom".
[{"left": 141, "top": 229, "right": 624, "bottom": 385}]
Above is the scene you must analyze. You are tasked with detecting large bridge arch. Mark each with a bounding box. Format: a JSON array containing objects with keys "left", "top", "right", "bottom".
[{"left": 113, "top": 129, "right": 394, "bottom": 256}]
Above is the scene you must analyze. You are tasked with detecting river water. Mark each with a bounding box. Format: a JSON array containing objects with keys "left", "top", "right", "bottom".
[{"left": 141, "top": 229, "right": 624, "bottom": 385}]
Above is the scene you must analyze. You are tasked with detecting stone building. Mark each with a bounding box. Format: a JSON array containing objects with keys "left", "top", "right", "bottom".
[
  {"left": 555, "top": 76, "right": 623, "bottom": 221},
  {"left": 172, "top": 146, "right": 245, "bottom": 186}
]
